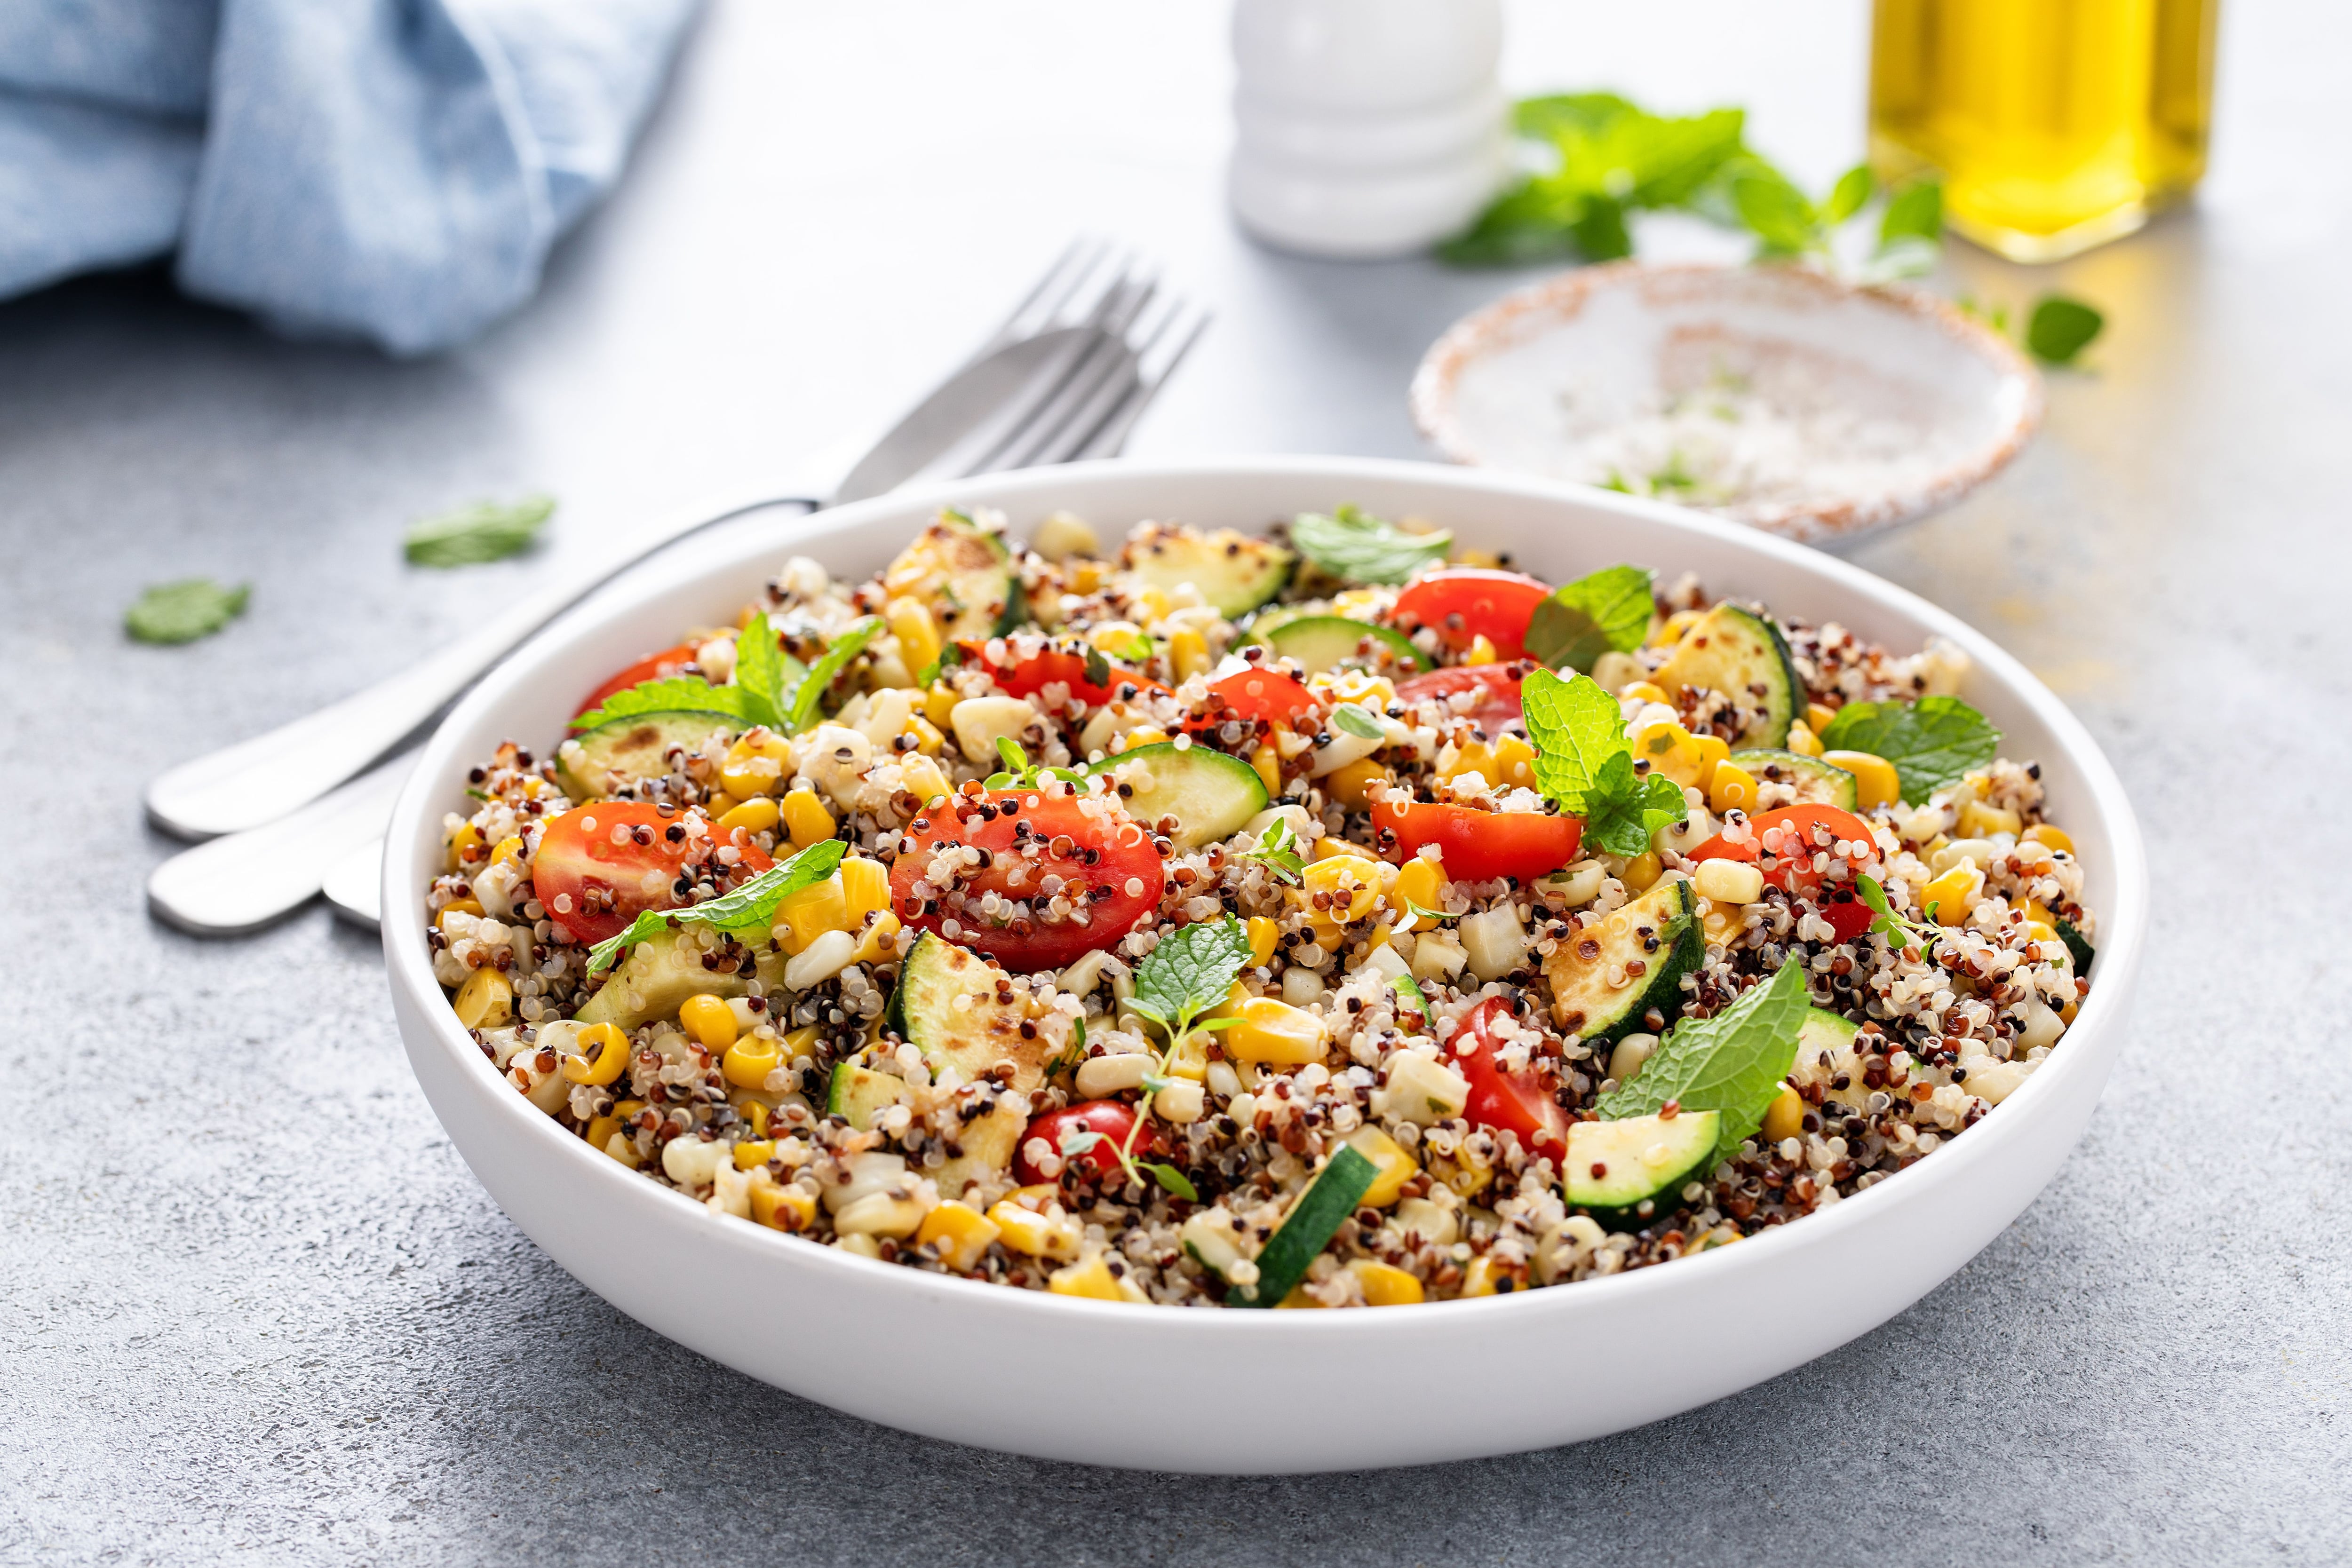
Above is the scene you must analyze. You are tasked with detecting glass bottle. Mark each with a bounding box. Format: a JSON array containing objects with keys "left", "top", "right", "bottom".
[{"left": 1868, "top": 0, "right": 2220, "bottom": 262}]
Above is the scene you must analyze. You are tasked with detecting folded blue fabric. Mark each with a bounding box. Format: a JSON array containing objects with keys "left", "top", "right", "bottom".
[{"left": 0, "top": 0, "right": 699, "bottom": 354}]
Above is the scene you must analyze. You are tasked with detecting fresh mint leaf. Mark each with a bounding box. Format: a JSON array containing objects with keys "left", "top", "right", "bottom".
[
  {"left": 1245, "top": 817, "right": 1305, "bottom": 886},
  {"left": 572, "top": 675, "right": 750, "bottom": 731},
  {"left": 1330, "top": 703, "right": 1385, "bottom": 741},
  {"left": 1520, "top": 667, "right": 1631, "bottom": 806},
  {"left": 785, "top": 616, "right": 885, "bottom": 734},
  {"left": 1823, "top": 163, "right": 1875, "bottom": 226},
  {"left": 2027, "top": 295, "right": 2104, "bottom": 365},
  {"left": 731, "top": 613, "right": 793, "bottom": 731},
  {"left": 125, "top": 578, "right": 249, "bottom": 644},
  {"left": 1580, "top": 753, "right": 1692, "bottom": 858},
  {"left": 404, "top": 495, "right": 554, "bottom": 568},
  {"left": 1878, "top": 179, "right": 1943, "bottom": 249},
  {"left": 1818, "top": 696, "right": 1998, "bottom": 805},
  {"left": 1524, "top": 564, "right": 1656, "bottom": 673},
  {"left": 1729, "top": 158, "right": 1820, "bottom": 256},
  {"left": 1857, "top": 872, "right": 1934, "bottom": 955},
  {"left": 1130, "top": 916, "right": 1255, "bottom": 1035},
  {"left": 1141, "top": 1162, "right": 1199, "bottom": 1203},
  {"left": 583, "top": 911, "right": 672, "bottom": 978},
  {"left": 1083, "top": 646, "right": 1113, "bottom": 690},
  {"left": 1596, "top": 959, "right": 1810, "bottom": 1161},
  {"left": 1290, "top": 506, "right": 1451, "bottom": 586},
  {"left": 584, "top": 838, "right": 849, "bottom": 974},
  {"left": 2054, "top": 915, "right": 2096, "bottom": 976}
]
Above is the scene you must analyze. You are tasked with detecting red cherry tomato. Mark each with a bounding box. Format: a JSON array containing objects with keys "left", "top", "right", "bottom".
[
  {"left": 889, "top": 788, "right": 1164, "bottom": 970},
  {"left": 533, "top": 801, "right": 774, "bottom": 946},
  {"left": 1393, "top": 665, "right": 1525, "bottom": 728},
  {"left": 964, "top": 641, "right": 1168, "bottom": 710},
  {"left": 1190, "top": 665, "right": 1325, "bottom": 732},
  {"left": 1390, "top": 569, "right": 1553, "bottom": 661},
  {"left": 575, "top": 642, "right": 699, "bottom": 723},
  {"left": 1015, "top": 1100, "right": 1166, "bottom": 1184},
  {"left": 1686, "top": 804, "right": 1882, "bottom": 942},
  {"left": 1451, "top": 998, "right": 1571, "bottom": 1158},
  {"left": 1371, "top": 799, "right": 1583, "bottom": 884}
]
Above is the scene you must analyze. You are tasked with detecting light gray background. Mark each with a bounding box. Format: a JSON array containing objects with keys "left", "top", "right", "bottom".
[{"left": 6, "top": 2, "right": 2347, "bottom": 1562}]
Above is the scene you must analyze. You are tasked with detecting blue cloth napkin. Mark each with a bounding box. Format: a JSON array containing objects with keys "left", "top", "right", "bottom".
[{"left": 0, "top": 0, "right": 699, "bottom": 354}]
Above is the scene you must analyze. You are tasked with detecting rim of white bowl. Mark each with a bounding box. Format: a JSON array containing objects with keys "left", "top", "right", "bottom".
[{"left": 383, "top": 454, "right": 2145, "bottom": 1338}]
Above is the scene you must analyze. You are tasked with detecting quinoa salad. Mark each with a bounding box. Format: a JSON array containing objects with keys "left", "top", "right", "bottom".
[{"left": 427, "top": 503, "right": 2098, "bottom": 1309}]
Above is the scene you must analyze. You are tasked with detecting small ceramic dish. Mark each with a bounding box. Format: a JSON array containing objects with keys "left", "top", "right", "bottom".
[
  {"left": 1411, "top": 262, "right": 2042, "bottom": 548},
  {"left": 383, "top": 457, "right": 2143, "bottom": 1473}
]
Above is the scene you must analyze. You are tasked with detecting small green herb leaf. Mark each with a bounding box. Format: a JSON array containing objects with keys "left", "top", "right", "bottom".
[
  {"left": 1581, "top": 754, "right": 1692, "bottom": 859},
  {"left": 1141, "top": 1162, "right": 1199, "bottom": 1203},
  {"left": 1595, "top": 959, "right": 1810, "bottom": 1161},
  {"left": 1083, "top": 647, "right": 1113, "bottom": 690},
  {"left": 1130, "top": 916, "right": 1255, "bottom": 1036},
  {"left": 731, "top": 613, "right": 793, "bottom": 732},
  {"left": 403, "top": 495, "right": 555, "bottom": 568},
  {"left": 2054, "top": 915, "right": 2097, "bottom": 976},
  {"left": 1857, "top": 872, "right": 1935, "bottom": 955},
  {"left": 2026, "top": 294, "right": 2104, "bottom": 365},
  {"left": 584, "top": 838, "right": 848, "bottom": 974},
  {"left": 785, "top": 616, "right": 885, "bottom": 733},
  {"left": 1245, "top": 816, "right": 1306, "bottom": 886},
  {"left": 1817, "top": 696, "right": 1999, "bottom": 805},
  {"left": 1878, "top": 179, "right": 1944, "bottom": 249},
  {"left": 1823, "top": 163, "right": 1875, "bottom": 226},
  {"left": 1520, "top": 667, "right": 1631, "bottom": 806},
  {"left": 1290, "top": 506, "right": 1451, "bottom": 586},
  {"left": 125, "top": 578, "right": 249, "bottom": 644},
  {"left": 1523, "top": 564, "right": 1656, "bottom": 673},
  {"left": 571, "top": 675, "right": 749, "bottom": 731},
  {"left": 1730, "top": 159, "right": 1820, "bottom": 256},
  {"left": 1331, "top": 703, "right": 1386, "bottom": 742}
]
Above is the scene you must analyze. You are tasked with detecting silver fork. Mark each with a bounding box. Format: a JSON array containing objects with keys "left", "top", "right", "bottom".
[{"left": 149, "top": 260, "right": 1210, "bottom": 936}]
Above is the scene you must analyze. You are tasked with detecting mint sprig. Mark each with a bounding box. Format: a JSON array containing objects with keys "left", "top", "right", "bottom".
[
  {"left": 571, "top": 612, "right": 874, "bottom": 736},
  {"left": 1595, "top": 958, "right": 1809, "bottom": 1162},
  {"left": 1129, "top": 916, "right": 1255, "bottom": 1039},
  {"left": 784, "top": 615, "right": 884, "bottom": 733},
  {"left": 1817, "top": 696, "right": 1998, "bottom": 806},
  {"left": 1290, "top": 505, "right": 1451, "bottom": 586},
  {"left": 1520, "top": 667, "right": 1690, "bottom": 857},
  {"left": 1523, "top": 564, "right": 1655, "bottom": 673},
  {"left": 1243, "top": 816, "right": 1305, "bottom": 886},
  {"left": 584, "top": 838, "right": 847, "bottom": 975}
]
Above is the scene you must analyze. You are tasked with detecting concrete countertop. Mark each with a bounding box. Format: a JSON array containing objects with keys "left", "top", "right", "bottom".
[{"left": 7, "top": 3, "right": 2348, "bottom": 1562}]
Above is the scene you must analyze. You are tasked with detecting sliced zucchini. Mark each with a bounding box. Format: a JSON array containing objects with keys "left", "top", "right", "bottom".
[
  {"left": 1653, "top": 603, "right": 1800, "bottom": 748},
  {"left": 1542, "top": 878, "right": 1702, "bottom": 1043},
  {"left": 825, "top": 1061, "right": 912, "bottom": 1127},
  {"left": 935, "top": 1100, "right": 1026, "bottom": 1199},
  {"left": 2055, "top": 915, "right": 2096, "bottom": 976},
  {"left": 884, "top": 932, "right": 1054, "bottom": 1092},
  {"left": 882, "top": 510, "right": 1025, "bottom": 642},
  {"left": 576, "top": 926, "right": 783, "bottom": 1031},
  {"left": 556, "top": 711, "right": 734, "bottom": 800},
  {"left": 1732, "top": 749, "right": 1859, "bottom": 810},
  {"left": 1226, "top": 1143, "right": 1378, "bottom": 1307},
  {"left": 1087, "top": 742, "right": 1268, "bottom": 852},
  {"left": 1121, "top": 524, "right": 1294, "bottom": 618},
  {"left": 1565, "top": 1109, "right": 1723, "bottom": 1227},
  {"left": 1255, "top": 614, "right": 1430, "bottom": 676},
  {"left": 1796, "top": 1006, "right": 1859, "bottom": 1062},
  {"left": 1391, "top": 971, "right": 1430, "bottom": 1031}
]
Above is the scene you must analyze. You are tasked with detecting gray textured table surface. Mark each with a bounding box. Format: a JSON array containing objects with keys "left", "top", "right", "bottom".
[{"left": 8, "top": 3, "right": 2350, "bottom": 1563}]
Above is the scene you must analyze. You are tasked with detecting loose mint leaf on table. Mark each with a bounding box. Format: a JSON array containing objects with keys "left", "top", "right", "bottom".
[
  {"left": 1596, "top": 959, "right": 1810, "bottom": 1161},
  {"left": 584, "top": 839, "right": 848, "bottom": 974},
  {"left": 1289, "top": 505, "right": 1451, "bottom": 586},
  {"left": 1818, "top": 696, "right": 1998, "bottom": 805},
  {"left": 403, "top": 495, "right": 554, "bottom": 567},
  {"left": 1519, "top": 667, "right": 1687, "bottom": 857},
  {"left": 1524, "top": 564, "right": 1656, "bottom": 673},
  {"left": 2026, "top": 295, "right": 2104, "bottom": 365},
  {"left": 125, "top": 578, "right": 249, "bottom": 644},
  {"left": 1129, "top": 916, "right": 1255, "bottom": 1034}
]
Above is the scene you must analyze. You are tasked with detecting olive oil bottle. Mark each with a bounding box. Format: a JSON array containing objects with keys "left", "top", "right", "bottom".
[{"left": 1869, "top": 0, "right": 2219, "bottom": 262}]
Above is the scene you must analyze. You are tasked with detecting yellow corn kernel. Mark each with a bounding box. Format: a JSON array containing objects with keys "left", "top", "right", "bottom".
[
  {"left": 601, "top": 1132, "right": 643, "bottom": 1169},
  {"left": 1958, "top": 800, "right": 2024, "bottom": 839},
  {"left": 884, "top": 596, "right": 942, "bottom": 678},
  {"left": 452, "top": 967, "right": 513, "bottom": 1030},
  {"left": 1621, "top": 680, "right": 1671, "bottom": 705},
  {"left": 1344, "top": 1126, "right": 1418, "bottom": 1208},
  {"left": 986, "top": 1199, "right": 1083, "bottom": 1260},
  {"left": 722, "top": 1034, "right": 781, "bottom": 1089},
  {"left": 780, "top": 788, "right": 836, "bottom": 850},
  {"left": 1807, "top": 701, "right": 1838, "bottom": 735},
  {"left": 1249, "top": 743, "right": 1281, "bottom": 800},
  {"left": 1441, "top": 736, "right": 1537, "bottom": 791},
  {"left": 906, "top": 714, "right": 947, "bottom": 756},
  {"left": 1785, "top": 721, "right": 1825, "bottom": 759},
  {"left": 851, "top": 911, "right": 904, "bottom": 966},
  {"left": 1349, "top": 1258, "right": 1426, "bottom": 1307},
  {"left": 840, "top": 856, "right": 890, "bottom": 921},
  {"left": 435, "top": 898, "right": 485, "bottom": 931},
  {"left": 1121, "top": 726, "right": 1171, "bottom": 751},
  {"left": 717, "top": 796, "right": 780, "bottom": 838},
  {"left": 733, "top": 1095, "right": 771, "bottom": 1136},
  {"left": 703, "top": 792, "right": 742, "bottom": 820},
  {"left": 1692, "top": 858, "right": 1764, "bottom": 906},
  {"left": 915, "top": 1200, "right": 1001, "bottom": 1271},
  {"left": 1393, "top": 857, "right": 1445, "bottom": 932},
  {"left": 732, "top": 1139, "right": 775, "bottom": 1171},
  {"left": 491, "top": 834, "right": 525, "bottom": 868},
  {"left": 1761, "top": 1085, "right": 1805, "bottom": 1143},
  {"left": 1462, "top": 633, "right": 1499, "bottom": 666},
  {"left": 2023, "top": 824, "right": 2075, "bottom": 855},
  {"left": 1453, "top": 546, "right": 1503, "bottom": 570},
  {"left": 1822, "top": 750, "right": 1900, "bottom": 812},
  {"left": 1066, "top": 560, "right": 1104, "bottom": 594},
  {"left": 445, "top": 822, "right": 484, "bottom": 873},
  {"left": 922, "top": 683, "right": 959, "bottom": 729},
  {"left": 719, "top": 730, "right": 793, "bottom": 798},
  {"left": 1456, "top": 1255, "right": 1526, "bottom": 1298},
  {"left": 1274, "top": 1284, "right": 1326, "bottom": 1309},
  {"left": 1047, "top": 1253, "right": 1126, "bottom": 1301},
  {"left": 772, "top": 874, "right": 850, "bottom": 956},
  {"left": 1129, "top": 585, "right": 1173, "bottom": 624},
  {"left": 899, "top": 753, "right": 951, "bottom": 807},
  {"left": 1922, "top": 863, "right": 1983, "bottom": 926},
  {"left": 1621, "top": 850, "right": 1663, "bottom": 894},
  {"left": 680, "top": 993, "right": 739, "bottom": 1051},
  {"left": 1244, "top": 915, "right": 1279, "bottom": 969},
  {"left": 1707, "top": 760, "right": 1758, "bottom": 816},
  {"left": 582, "top": 1109, "right": 626, "bottom": 1153},
  {"left": 1298, "top": 853, "right": 1382, "bottom": 933},
  {"left": 1169, "top": 628, "right": 1211, "bottom": 681},
  {"left": 1324, "top": 757, "right": 1389, "bottom": 810},
  {"left": 1224, "top": 997, "right": 1327, "bottom": 1065},
  {"left": 562, "top": 1021, "right": 631, "bottom": 1085},
  {"left": 1630, "top": 721, "right": 1724, "bottom": 792},
  {"left": 750, "top": 1180, "right": 817, "bottom": 1232},
  {"left": 784, "top": 1025, "right": 821, "bottom": 1061},
  {"left": 1650, "top": 609, "right": 1704, "bottom": 648}
]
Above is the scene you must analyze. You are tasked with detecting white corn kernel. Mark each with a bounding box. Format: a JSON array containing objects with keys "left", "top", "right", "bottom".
[
  {"left": 1074, "top": 1052, "right": 1153, "bottom": 1099},
  {"left": 1692, "top": 859, "right": 1764, "bottom": 905},
  {"left": 785, "top": 929, "right": 857, "bottom": 991}
]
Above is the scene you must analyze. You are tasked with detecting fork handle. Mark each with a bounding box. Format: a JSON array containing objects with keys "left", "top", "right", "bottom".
[{"left": 144, "top": 488, "right": 821, "bottom": 840}]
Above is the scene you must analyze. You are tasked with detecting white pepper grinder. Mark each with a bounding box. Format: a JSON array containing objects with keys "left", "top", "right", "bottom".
[{"left": 1229, "top": 0, "right": 1508, "bottom": 259}]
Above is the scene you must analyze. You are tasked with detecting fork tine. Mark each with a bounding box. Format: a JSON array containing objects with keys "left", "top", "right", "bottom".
[
  {"left": 977, "top": 237, "right": 1098, "bottom": 356},
  {"left": 1073, "top": 299, "right": 1209, "bottom": 461},
  {"left": 979, "top": 277, "right": 1159, "bottom": 472}
]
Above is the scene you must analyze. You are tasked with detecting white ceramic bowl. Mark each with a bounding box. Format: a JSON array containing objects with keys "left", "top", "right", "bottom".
[
  {"left": 383, "top": 457, "right": 2144, "bottom": 1473},
  {"left": 1412, "top": 263, "right": 2042, "bottom": 547}
]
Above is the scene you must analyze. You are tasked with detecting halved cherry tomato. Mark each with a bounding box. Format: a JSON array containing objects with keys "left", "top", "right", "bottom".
[
  {"left": 1015, "top": 1100, "right": 1166, "bottom": 1185},
  {"left": 1686, "top": 804, "right": 1882, "bottom": 942},
  {"left": 964, "top": 641, "right": 1167, "bottom": 709},
  {"left": 1188, "top": 665, "right": 1325, "bottom": 733},
  {"left": 1390, "top": 569, "right": 1552, "bottom": 661},
  {"left": 889, "top": 787, "right": 1164, "bottom": 970},
  {"left": 1451, "top": 997, "right": 1571, "bottom": 1159},
  {"left": 1393, "top": 665, "right": 1525, "bottom": 729},
  {"left": 1372, "top": 799, "right": 1583, "bottom": 885},
  {"left": 575, "top": 642, "right": 699, "bottom": 723},
  {"left": 533, "top": 801, "right": 774, "bottom": 946}
]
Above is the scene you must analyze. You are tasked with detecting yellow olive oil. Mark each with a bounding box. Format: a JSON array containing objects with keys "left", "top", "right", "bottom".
[{"left": 1868, "top": 0, "right": 2219, "bottom": 261}]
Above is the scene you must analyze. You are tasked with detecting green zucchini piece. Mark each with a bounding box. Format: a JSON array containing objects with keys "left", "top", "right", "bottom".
[
  {"left": 825, "top": 1061, "right": 913, "bottom": 1127},
  {"left": 1228, "top": 1143, "right": 1379, "bottom": 1307},
  {"left": 885, "top": 511, "right": 1025, "bottom": 641},
  {"left": 1541, "top": 878, "right": 1701, "bottom": 1043},
  {"left": 1256, "top": 614, "right": 1430, "bottom": 676},
  {"left": 1391, "top": 971, "right": 1430, "bottom": 1030},
  {"left": 576, "top": 926, "right": 782, "bottom": 1031},
  {"left": 885, "top": 932, "right": 1054, "bottom": 1092},
  {"left": 935, "top": 1100, "right": 1026, "bottom": 1199},
  {"left": 2054, "top": 916, "right": 2096, "bottom": 976},
  {"left": 1732, "top": 748, "right": 1859, "bottom": 810},
  {"left": 1086, "top": 741, "right": 1268, "bottom": 852},
  {"left": 1653, "top": 603, "right": 1800, "bottom": 748},
  {"left": 556, "top": 710, "right": 734, "bottom": 800},
  {"left": 1796, "top": 1007, "right": 1860, "bottom": 1062},
  {"left": 1565, "top": 1109, "right": 1722, "bottom": 1227},
  {"left": 1121, "top": 524, "right": 1294, "bottom": 618}
]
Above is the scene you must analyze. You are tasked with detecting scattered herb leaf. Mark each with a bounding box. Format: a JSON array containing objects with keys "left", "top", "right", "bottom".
[
  {"left": 1823, "top": 163, "right": 1875, "bottom": 226},
  {"left": 1878, "top": 179, "right": 1944, "bottom": 249},
  {"left": 784, "top": 616, "right": 885, "bottom": 734},
  {"left": 2026, "top": 295, "right": 2104, "bottom": 365},
  {"left": 1519, "top": 668, "right": 1690, "bottom": 856},
  {"left": 1244, "top": 816, "right": 1306, "bottom": 886},
  {"left": 731, "top": 612, "right": 794, "bottom": 732},
  {"left": 2054, "top": 915, "right": 2097, "bottom": 976},
  {"left": 403, "top": 495, "right": 554, "bottom": 568},
  {"left": 570, "top": 675, "right": 750, "bottom": 732},
  {"left": 1857, "top": 872, "right": 1936, "bottom": 956},
  {"left": 1595, "top": 958, "right": 1810, "bottom": 1162},
  {"left": 1140, "top": 1162, "right": 1199, "bottom": 1202},
  {"left": 1290, "top": 505, "right": 1451, "bottom": 586},
  {"left": 1330, "top": 703, "right": 1386, "bottom": 741},
  {"left": 1129, "top": 916, "right": 1255, "bottom": 1039},
  {"left": 125, "top": 578, "right": 249, "bottom": 644},
  {"left": 1817, "top": 696, "right": 1999, "bottom": 806},
  {"left": 1523, "top": 564, "right": 1656, "bottom": 673}
]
